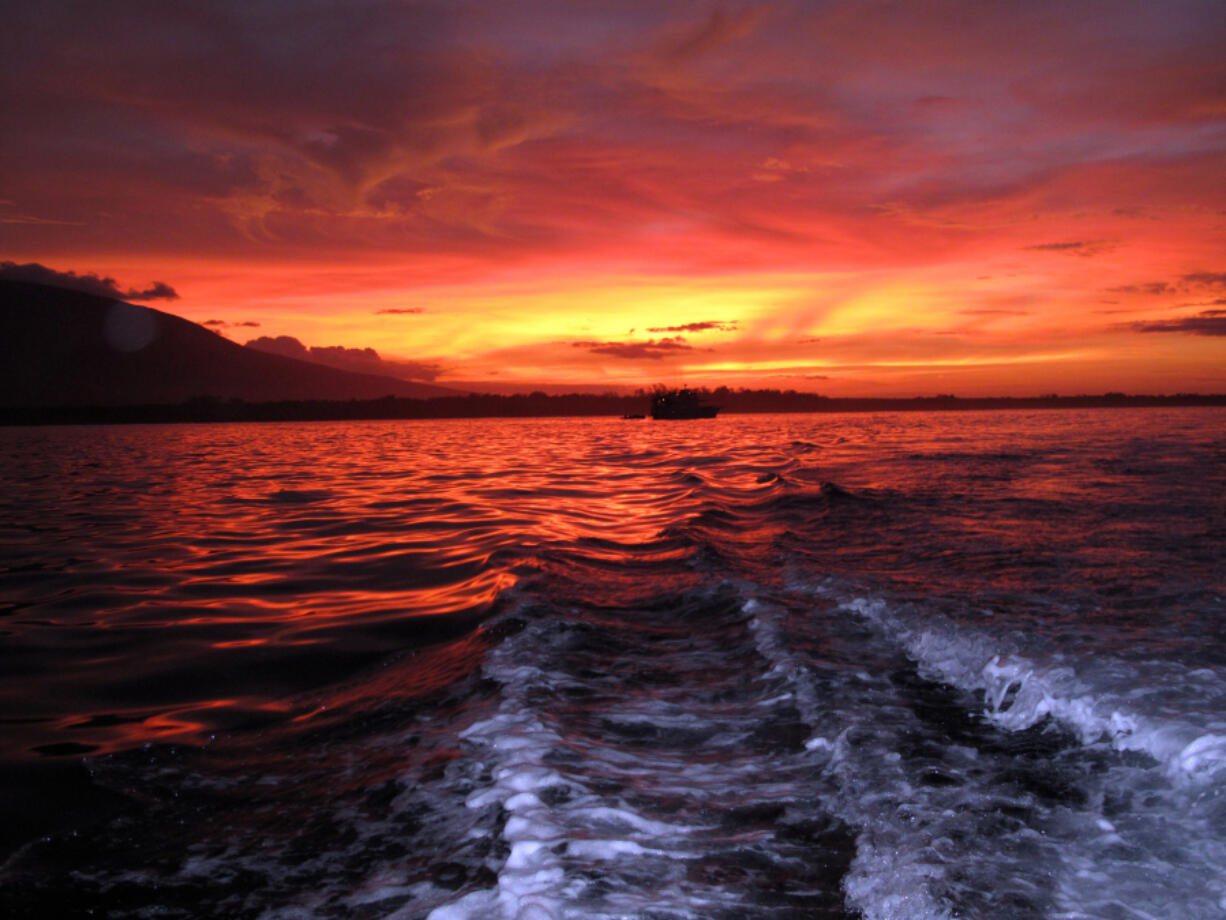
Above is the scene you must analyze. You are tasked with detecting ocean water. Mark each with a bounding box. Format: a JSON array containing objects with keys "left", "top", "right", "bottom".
[{"left": 1, "top": 408, "right": 1224, "bottom": 920}]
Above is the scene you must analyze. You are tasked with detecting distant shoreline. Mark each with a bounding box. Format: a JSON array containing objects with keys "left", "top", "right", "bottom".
[{"left": 3, "top": 392, "right": 1225, "bottom": 426}]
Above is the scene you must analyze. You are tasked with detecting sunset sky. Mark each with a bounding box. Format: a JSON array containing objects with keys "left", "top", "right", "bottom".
[{"left": 4, "top": 0, "right": 1225, "bottom": 395}]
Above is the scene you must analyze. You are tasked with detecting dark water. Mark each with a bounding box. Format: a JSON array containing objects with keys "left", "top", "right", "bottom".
[{"left": 1, "top": 409, "right": 1224, "bottom": 919}]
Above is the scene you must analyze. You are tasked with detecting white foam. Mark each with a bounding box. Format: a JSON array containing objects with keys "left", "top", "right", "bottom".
[
  {"left": 842, "top": 844, "right": 954, "bottom": 920},
  {"left": 745, "top": 596, "right": 957, "bottom": 920},
  {"left": 565, "top": 838, "right": 652, "bottom": 859},
  {"left": 744, "top": 595, "right": 833, "bottom": 755},
  {"left": 1175, "top": 732, "right": 1226, "bottom": 779},
  {"left": 840, "top": 594, "right": 1226, "bottom": 787},
  {"left": 424, "top": 628, "right": 575, "bottom": 920},
  {"left": 426, "top": 618, "right": 706, "bottom": 920},
  {"left": 820, "top": 588, "right": 1226, "bottom": 919},
  {"left": 823, "top": 724, "right": 977, "bottom": 920},
  {"left": 437, "top": 579, "right": 1226, "bottom": 920}
]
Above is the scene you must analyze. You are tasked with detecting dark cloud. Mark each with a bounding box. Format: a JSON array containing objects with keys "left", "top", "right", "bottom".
[
  {"left": 307, "top": 344, "right": 386, "bottom": 374},
  {"left": 246, "top": 335, "right": 310, "bottom": 360},
  {"left": 1109, "top": 273, "right": 1226, "bottom": 300},
  {"left": 0, "top": 261, "right": 178, "bottom": 300},
  {"left": 1023, "top": 240, "right": 1112, "bottom": 257},
  {"left": 245, "top": 335, "right": 440, "bottom": 380},
  {"left": 646, "top": 320, "right": 738, "bottom": 333},
  {"left": 1131, "top": 310, "right": 1226, "bottom": 336},
  {"left": 203, "top": 319, "right": 260, "bottom": 328},
  {"left": 375, "top": 308, "right": 425, "bottom": 315},
  {"left": 1182, "top": 272, "right": 1226, "bottom": 288},
  {"left": 381, "top": 358, "right": 443, "bottom": 381},
  {"left": 1109, "top": 281, "right": 1172, "bottom": 296},
  {"left": 571, "top": 336, "right": 693, "bottom": 360}
]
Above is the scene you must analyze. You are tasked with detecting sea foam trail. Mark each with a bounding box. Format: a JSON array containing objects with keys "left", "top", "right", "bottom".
[
  {"left": 425, "top": 643, "right": 587, "bottom": 920},
  {"left": 835, "top": 594, "right": 1226, "bottom": 786},
  {"left": 426, "top": 704, "right": 571, "bottom": 920},
  {"left": 744, "top": 593, "right": 1100, "bottom": 920},
  {"left": 426, "top": 617, "right": 698, "bottom": 920},
  {"left": 427, "top": 587, "right": 860, "bottom": 920},
  {"left": 745, "top": 596, "right": 956, "bottom": 920},
  {"left": 816, "top": 587, "right": 1226, "bottom": 918}
]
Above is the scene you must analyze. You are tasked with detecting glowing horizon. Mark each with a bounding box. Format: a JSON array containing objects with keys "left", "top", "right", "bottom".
[{"left": 4, "top": 1, "right": 1225, "bottom": 396}]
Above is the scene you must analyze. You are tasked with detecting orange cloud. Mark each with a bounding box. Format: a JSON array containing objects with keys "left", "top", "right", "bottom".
[{"left": 4, "top": 1, "right": 1225, "bottom": 395}]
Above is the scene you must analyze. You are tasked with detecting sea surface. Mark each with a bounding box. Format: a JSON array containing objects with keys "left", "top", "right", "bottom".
[{"left": 1, "top": 408, "right": 1225, "bottom": 920}]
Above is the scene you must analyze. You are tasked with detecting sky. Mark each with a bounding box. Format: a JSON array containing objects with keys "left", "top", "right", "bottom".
[{"left": 3, "top": 0, "right": 1226, "bottom": 396}]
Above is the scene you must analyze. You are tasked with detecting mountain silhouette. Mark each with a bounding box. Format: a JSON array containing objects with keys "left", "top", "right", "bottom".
[{"left": 0, "top": 281, "right": 459, "bottom": 407}]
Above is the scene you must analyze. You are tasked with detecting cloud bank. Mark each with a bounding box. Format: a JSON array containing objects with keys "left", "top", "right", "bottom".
[
  {"left": 0, "top": 261, "right": 178, "bottom": 301},
  {"left": 1132, "top": 310, "right": 1226, "bottom": 336},
  {"left": 4, "top": 1, "right": 1225, "bottom": 395},
  {"left": 571, "top": 336, "right": 694, "bottom": 360},
  {"left": 7, "top": 1, "right": 1224, "bottom": 275},
  {"left": 245, "top": 335, "right": 440, "bottom": 380}
]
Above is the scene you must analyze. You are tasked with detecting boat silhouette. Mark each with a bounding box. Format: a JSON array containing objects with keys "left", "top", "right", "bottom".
[{"left": 650, "top": 388, "right": 719, "bottom": 419}]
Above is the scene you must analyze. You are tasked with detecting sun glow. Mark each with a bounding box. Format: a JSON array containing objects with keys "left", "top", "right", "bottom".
[{"left": 813, "top": 283, "right": 949, "bottom": 337}]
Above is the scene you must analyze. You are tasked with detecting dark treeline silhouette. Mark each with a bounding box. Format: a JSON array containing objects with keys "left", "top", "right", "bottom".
[{"left": 2, "top": 387, "right": 1225, "bottom": 426}]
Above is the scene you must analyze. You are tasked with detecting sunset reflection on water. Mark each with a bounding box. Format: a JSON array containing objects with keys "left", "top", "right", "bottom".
[
  {"left": 1, "top": 409, "right": 1222, "bottom": 759},
  {"left": 1, "top": 417, "right": 711, "bottom": 756}
]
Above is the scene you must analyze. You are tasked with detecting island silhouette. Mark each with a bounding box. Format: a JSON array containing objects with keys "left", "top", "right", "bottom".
[
  {"left": 2, "top": 279, "right": 1223, "bottom": 425},
  {"left": 0, "top": 280, "right": 457, "bottom": 409}
]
